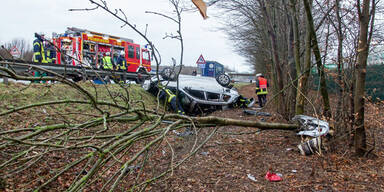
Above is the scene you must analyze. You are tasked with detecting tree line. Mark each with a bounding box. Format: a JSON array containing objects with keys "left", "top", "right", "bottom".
[
  {"left": 211, "top": 0, "right": 381, "bottom": 156},
  {"left": 1, "top": 38, "right": 33, "bottom": 61},
  {"left": 0, "top": 0, "right": 381, "bottom": 190}
]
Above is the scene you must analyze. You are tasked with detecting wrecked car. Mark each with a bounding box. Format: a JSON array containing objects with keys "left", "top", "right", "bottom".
[
  {"left": 292, "top": 115, "right": 330, "bottom": 155},
  {"left": 292, "top": 115, "right": 330, "bottom": 137},
  {"left": 143, "top": 67, "right": 255, "bottom": 115}
]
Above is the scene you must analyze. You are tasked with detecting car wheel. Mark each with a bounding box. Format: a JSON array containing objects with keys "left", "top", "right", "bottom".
[
  {"left": 216, "top": 73, "right": 231, "bottom": 87},
  {"left": 160, "top": 67, "right": 176, "bottom": 81},
  {"left": 71, "top": 75, "right": 82, "bottom": 82}
]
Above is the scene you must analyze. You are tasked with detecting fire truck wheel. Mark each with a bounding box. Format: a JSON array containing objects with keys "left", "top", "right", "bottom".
[
  {"left": 71, "top": 75, "right": 83, "bottom": 82},
  {"left": 216, "top": 73, "right": 231, "bottom": 87},
  {"left": 160, "top": 67, "right": 176, "bottom": 81}
]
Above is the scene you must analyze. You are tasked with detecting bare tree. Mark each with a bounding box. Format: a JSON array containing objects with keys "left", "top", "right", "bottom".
[
  {"left": 2, "top": 38, "right": 33, "bottom": 61},
  {"left": 354, "top": 0, "right": 376, "bottom": 156},
  {"left": 303, "top": 0, "right": 331, "bottom": 118}
]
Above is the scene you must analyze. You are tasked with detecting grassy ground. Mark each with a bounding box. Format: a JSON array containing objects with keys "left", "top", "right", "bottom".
[
  {"left": 0, "top": 82, "right": 155, "bottom": 107},
  {"left": 0, "top": 81, "right": 158, "bottom": 131}
]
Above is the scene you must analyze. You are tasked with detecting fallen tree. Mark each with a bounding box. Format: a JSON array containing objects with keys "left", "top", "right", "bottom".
[{"left": 0, "top": 60, "right": 299, "bottom": 191}]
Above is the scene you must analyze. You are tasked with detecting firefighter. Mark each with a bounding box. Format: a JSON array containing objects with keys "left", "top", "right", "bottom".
[
  {"left": 32, "top": 33, "right": 48, "bottom": 83},
  {"left": 236, "top": 95, "right": 255, "bottom": 108},
  {"left": 255, "top": 73, "right": 269, "bottom": 107},
  {"left": 101, "top": 52, "right": 115, "bottom": 84},
  {"left": 117, "top": 51, "right": 127, "bottom": 71},
  {"left": 113, "top": 52, "right": 119, "bottom": 67},
  {"left": 117, "top": 51, "right": 127, "bottom": 83},
  {"left": 45, "top": 42, "right": 56, "bottom": 64},
  {"left": 97, "top": 52, "right": 104, "bottom": 67},
  {"left": 33, "top": 33, "right": 48, "bottom": 63},
  {"left": 158, "top": 85, "right": 185, "bottom": 115},
  {"left": 102, "top": 52, "right": 114, "bottom": 70}
]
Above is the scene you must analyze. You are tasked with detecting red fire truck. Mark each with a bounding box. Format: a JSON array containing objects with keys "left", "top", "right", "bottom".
[{"left": 52, "top": 27, "right": 151, "bottom": 73}]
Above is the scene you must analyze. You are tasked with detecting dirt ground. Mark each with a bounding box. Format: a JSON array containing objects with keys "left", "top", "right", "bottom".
[
  {"left": 1, "top": 83, "right": 383, "bottom": 191},
  {"left": 150, "top": 84, "right": 384, "bottom": 191}
]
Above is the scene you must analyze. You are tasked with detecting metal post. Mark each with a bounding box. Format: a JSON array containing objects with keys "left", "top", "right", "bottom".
[
  {"left": 3, "top": 76, "right": 8, "bottom": 85},
  {"left": 123, "top": 72, "right": 127, "bottom": 84},
  {"left": 3, "top": 64, "right": 9, "bottom": 85}
]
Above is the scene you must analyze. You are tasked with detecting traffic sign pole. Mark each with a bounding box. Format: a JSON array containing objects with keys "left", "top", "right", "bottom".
[
  {"left": 10, "top": 46, "right": 21, "bottom": 58},
  {"left": 196, "top": 54, "right": 206, "bottom": 69}
]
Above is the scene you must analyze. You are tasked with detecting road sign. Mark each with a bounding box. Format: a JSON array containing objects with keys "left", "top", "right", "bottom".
[
  {"left": 10, "top": 46, "right": 21, "bottom": 58},
  {"left": 196, "top": 54, "right": 206, "bottom": 64}
]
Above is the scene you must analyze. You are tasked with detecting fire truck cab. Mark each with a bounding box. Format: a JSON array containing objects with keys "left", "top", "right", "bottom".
[{"left": 52, "top": 27, "right": 151, "bottom": 74}]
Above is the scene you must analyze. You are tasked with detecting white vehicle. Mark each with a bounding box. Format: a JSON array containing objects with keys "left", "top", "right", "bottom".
[
  {"left": 143, "top": 67, "right": 254, "bottom": 115},
  {"left": 292, "top": 115, "right": 329, "bottom": 137}
]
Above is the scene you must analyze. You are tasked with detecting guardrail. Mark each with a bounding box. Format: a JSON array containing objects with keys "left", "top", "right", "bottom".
[{"left": 0, "top": 59, "right": 150, "bottom": 82}]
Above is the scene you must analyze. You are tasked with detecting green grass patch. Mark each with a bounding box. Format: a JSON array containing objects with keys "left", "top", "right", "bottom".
[
  {"left": 233, "top": 82, "right": 251, "bottom": 89},
  {"left": 0, "top": 82, "right": 158, "bottom": 130}
]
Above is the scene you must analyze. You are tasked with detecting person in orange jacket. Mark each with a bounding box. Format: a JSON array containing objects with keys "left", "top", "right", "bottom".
[{"left": 255, "top": 73, "right": 269, "bottom": 107}]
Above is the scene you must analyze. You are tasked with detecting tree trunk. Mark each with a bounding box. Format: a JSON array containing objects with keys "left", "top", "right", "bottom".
[
  {"left": 289, "top": 0, "right": 305, "bottom": 115},
  {"left": 286, "top": 2, "right": 297, "bottom": 118},
  {"left": 335, "top": 0, "right": 345, "bottom": 133},
  {"left": 296, "top": 1, "right": 313, "bottom": 115},
  {"left": 258, "top": 0, "right": 286, "bottom": 116},
  {"left": 303, "top": 0, "right": 331, "bottom": 118},
  {"left": 354, "top": 0, "right": 373, "bottom": 156},
  {"left": 192, "top": 116, "right": 299, "bottom": 130}
]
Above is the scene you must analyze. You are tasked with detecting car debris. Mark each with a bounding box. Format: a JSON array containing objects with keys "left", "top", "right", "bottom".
[
  {"left": 286, "top": 148, "right": 293, "bottom": 151},
  {"left": 292, "top": 115, "right": 329, "bottom": 137},
  {"left": 247, "top": 173, "right": 257, "bottom": 182},
  {"left": 127, "top": 165, "right": 141, "bottom": 171},
  {"left": 162, "top": 120, "right": 175, "bottom": 124},
  {"left": 243, "top": 110, "right": 271, "bottom": 116},
  {"left": 297, "top": 137, "right": 322, "bottom": 156},
  {"left": 143, "top": 67, "right": 255, "bottom": 115},
  {"left": 292, "top": 115, "right": 330, "bottom": 156},
  {"left": 172, "top": 129, "right": 194, "bottom": 137}
]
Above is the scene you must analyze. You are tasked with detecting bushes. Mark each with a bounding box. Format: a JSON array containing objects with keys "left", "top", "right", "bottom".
[{"left": 311, "top": 64, "right": 384, "bottom": 101}]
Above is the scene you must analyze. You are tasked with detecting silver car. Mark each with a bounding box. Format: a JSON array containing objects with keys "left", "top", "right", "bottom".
[{"left": 143, "top": 68, "right": 254, "bottom": 114}]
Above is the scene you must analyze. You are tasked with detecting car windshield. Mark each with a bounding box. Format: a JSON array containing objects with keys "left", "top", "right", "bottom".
[
  {"left": 206, "top": 92, "right": 220, "bottom": 101},
  {"left": 184, "top": 88, "right": 205, "bottom": 100}
]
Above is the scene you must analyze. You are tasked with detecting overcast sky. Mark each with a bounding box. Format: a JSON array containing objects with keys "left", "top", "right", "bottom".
[{"left": 0, "top": 0, "right": 252, "bottom": 73}]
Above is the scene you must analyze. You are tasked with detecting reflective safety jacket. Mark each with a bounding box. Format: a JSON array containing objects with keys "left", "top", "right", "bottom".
[
  {"left": 158, "top": 87, "right": 176, "bottom": 103},
  {"left": 46, "top": 51, "right": 52, "bottom": 63},
  {"left": 158, "top": 87, "right": 185, "bottom": 115},
  {"left": 117, "top": 56, "right": 127, "bottom": 70},
  {"left": 33, "top": 39, "right": 48, "bottom": 63},
  {"left": 102, "top": 56, "right": 114, "bottom": 70},
  {"left": 46, "top": 44, "right": 56, "bottom": 63},
  {"left": 256, "top": 77, "right": 268, "bottom": 95},
  {"left": 163, "top": 88, "right": 176, "bottom": 103}
]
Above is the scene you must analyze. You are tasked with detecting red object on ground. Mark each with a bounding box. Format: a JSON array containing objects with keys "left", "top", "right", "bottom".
[{"left": 265, "top": 171, "right": 282, "bottom": 182}]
